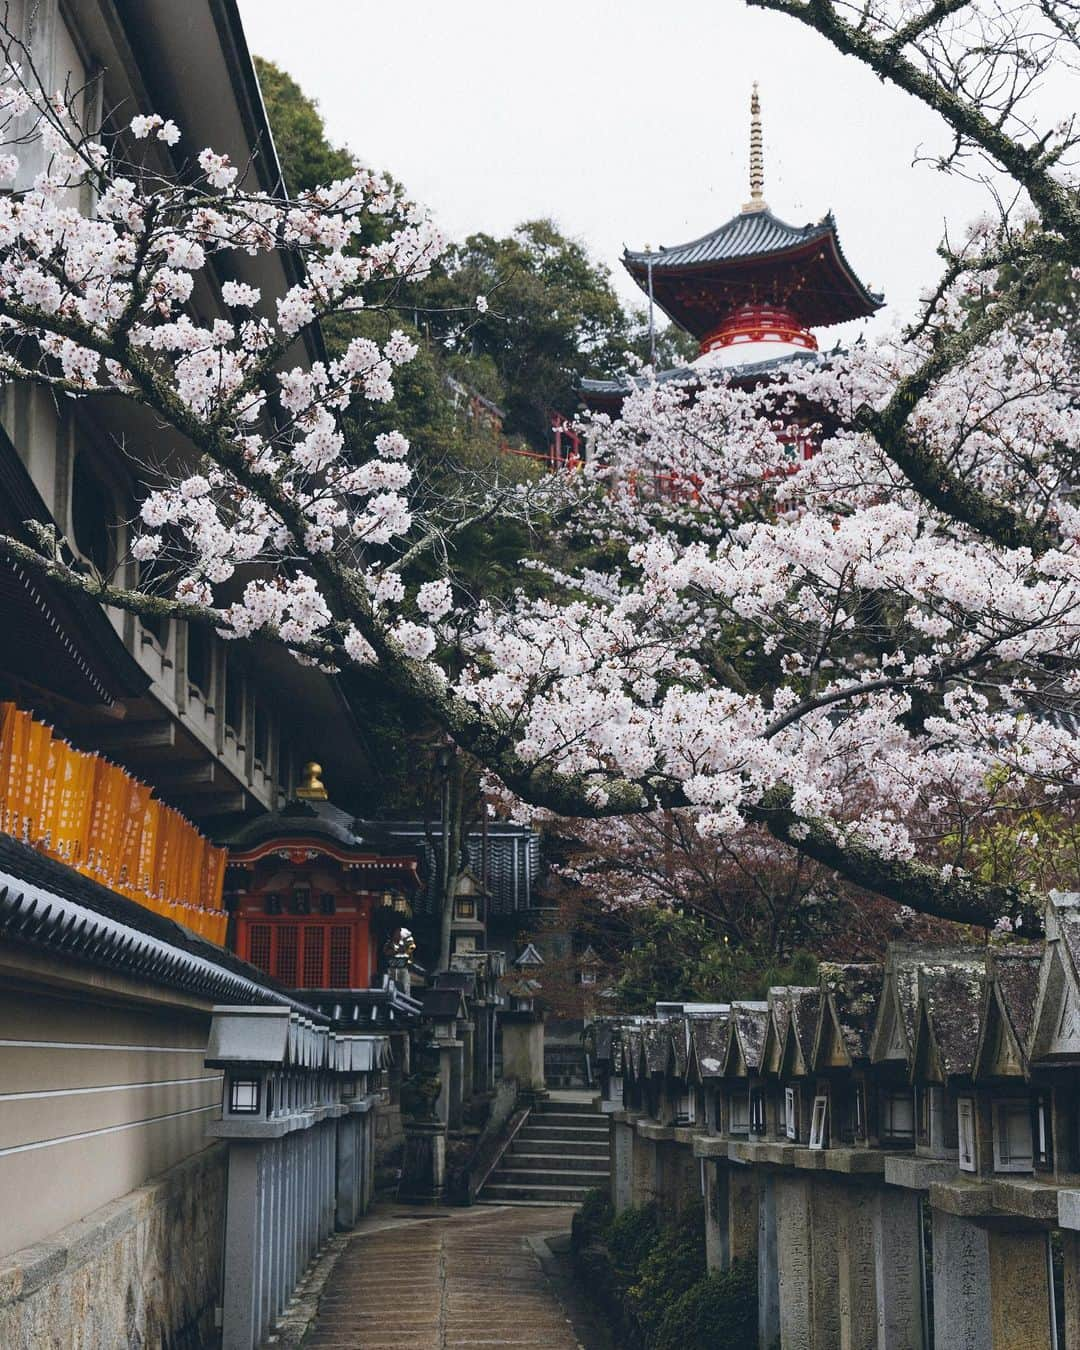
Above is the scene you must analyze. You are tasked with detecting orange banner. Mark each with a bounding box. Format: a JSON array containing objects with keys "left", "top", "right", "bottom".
[{"left": 0, "top": 702, "right": 227, "bottom": 942}]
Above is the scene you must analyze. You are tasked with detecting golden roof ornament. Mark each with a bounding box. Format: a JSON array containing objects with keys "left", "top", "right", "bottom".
[
  {"left": 741, "top": 83, "right": 769, "bottom": 214},
  {"left": 296, "top": 761, "right": 328, "bottom": 801}
]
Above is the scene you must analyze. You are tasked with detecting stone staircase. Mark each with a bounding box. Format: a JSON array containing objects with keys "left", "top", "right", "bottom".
[{"left": 477, "top": 1095, "right": 611, "bottom": 1207}]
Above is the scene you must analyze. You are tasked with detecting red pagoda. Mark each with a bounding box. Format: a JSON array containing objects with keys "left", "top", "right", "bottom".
[{"left": 581, "top": 86, "right": 882, "bottom": 413}]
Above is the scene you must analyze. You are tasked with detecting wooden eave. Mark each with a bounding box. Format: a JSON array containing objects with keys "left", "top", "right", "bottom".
[
  {"left": 228, "top": 837, "right": 423, "bottom": 883},
  {"left": 625, "top": 233, "right": 881, "bottom": 339}
]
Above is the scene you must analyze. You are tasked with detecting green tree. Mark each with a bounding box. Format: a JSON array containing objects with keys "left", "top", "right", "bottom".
[
  {"left": 253, "top": 57, "right": 355, "bottom": 195},
  {"left": 611, "top": 909, "right": 818, "bottom": 1012},
  {"left": 422, "top": 219, "right": 651, "bottom": 450}
]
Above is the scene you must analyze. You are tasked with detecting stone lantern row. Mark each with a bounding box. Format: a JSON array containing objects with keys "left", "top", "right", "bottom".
[
  {"left": 594, "top": 891, "right": 1080, "bottom": 1350},
  {"left": 204, "top": 1006, "right": 391, "bottom": 1350}
]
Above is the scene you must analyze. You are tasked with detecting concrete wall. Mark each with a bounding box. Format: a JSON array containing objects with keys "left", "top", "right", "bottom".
[
  {"left": 0, "top": 1143, "right": 226, "bottom": 1350},
  {"left": 0, "top": 979, "right": 221, "bottom": 1259}
]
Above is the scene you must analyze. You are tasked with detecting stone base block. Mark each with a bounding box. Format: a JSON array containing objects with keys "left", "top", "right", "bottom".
[
  {"left": 0, "top": 1145, "right": 225, "bottom": 1350},
  {"left": 873, "top": 1188, "right": 924, "bottom": 1350},
  {"left": 931, "top": 1210, "right": 991, "bottom": 1350},
  {"left": 988, "top": 1228, "right": 1053, "bottom": 1349},
  {"left": 398, "top": 1123, "right": 447, "bottom": 1203}
]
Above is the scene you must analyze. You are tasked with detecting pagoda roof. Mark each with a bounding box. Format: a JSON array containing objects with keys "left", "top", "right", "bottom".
[
  {"left": 625, "top": 209, "right": 832, "bottom": 270},
  {"left": 579, "top": 347, "right": 821, "bottom": 413},
  {"left": 622, "top": 208, "right": 882, "bottom": 338}
]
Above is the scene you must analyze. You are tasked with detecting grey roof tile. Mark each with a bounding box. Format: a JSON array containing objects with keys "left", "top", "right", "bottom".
[{"left": 625, "top": 209, "right": 833, "bottom": 268}]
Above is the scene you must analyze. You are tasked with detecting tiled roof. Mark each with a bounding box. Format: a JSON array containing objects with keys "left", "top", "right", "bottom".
[
  {"left": 731, "top": 1002, "right": 769, "bottom": 1071},
  {"left": 787, "top": 989, "right": 822, "bottom": 1071},
  {"left": 690, "top": 1015, "right": 729, "bottom": 1078},
  {"left": 580, "top": 349, "right": 819, "bottom": 398},
  {"left": 366, "top": 821, "right": 542, "bottom": 917},
  {"left": 919, "top": 961, "right": 985, "bottom": 1078},
  {"left": 820, "top": 963, "right": 884, "bottom": 1062},
  {"left": 0, "top": 834, "right": 312, "bottom": 1012},
  {"left": 991, "top": 946, "right": 1042, "bottom": 1047},
  {"left": 625, "top": 210, "right": 832, "bottom": 269}
]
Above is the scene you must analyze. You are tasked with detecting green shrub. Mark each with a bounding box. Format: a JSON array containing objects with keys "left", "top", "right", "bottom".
[
  {"left": 652, "top": 1259, "right": 758, "bottom": 1350},
  {"left": 629, "top": 1201, "right": 707, "bottom": 1332},
  {"left": 573, "top": 1186, "right": 614, "bottom": 1249},
  {"left": 605, "top": 1203, "right": 660, "bottom": 1282}
]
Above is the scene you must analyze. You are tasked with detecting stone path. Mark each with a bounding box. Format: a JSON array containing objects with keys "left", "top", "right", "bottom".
[{"left": 301, "top": 1204, "right": 583, "bottom": 1349}]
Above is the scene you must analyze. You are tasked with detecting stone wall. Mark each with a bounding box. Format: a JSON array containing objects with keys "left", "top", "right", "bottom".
[{"left": 0, "top": 1143, "right": 226, "bottom": 1350}]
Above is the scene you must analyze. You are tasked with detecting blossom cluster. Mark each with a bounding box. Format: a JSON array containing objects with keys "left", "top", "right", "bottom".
[{"left": 0, "top": 60, "right": 1076, "bottom": 919}]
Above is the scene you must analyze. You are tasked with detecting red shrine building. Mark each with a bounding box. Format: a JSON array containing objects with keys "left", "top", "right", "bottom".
[
  {"left": 223, "top": 763, "right": 421, "bottom": 999},
  {"left": 581, "top": 85, "right": 883, "bottom": 414}
]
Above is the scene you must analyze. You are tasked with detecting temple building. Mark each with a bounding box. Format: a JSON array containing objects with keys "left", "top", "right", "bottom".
[
  {"left": 581, "top": 85, "right": 883, "bottom": 415},
  {"left": 222, "top": 762, "right": 423, "bottom": 1010}
]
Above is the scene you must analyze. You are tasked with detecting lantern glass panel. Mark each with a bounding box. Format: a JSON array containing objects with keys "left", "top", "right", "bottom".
[
  {"left": 958, "top": 1097, "right": 977, "bottom": 1171},
  {"left": 784, "top": 1087, "right": 798, "bottom": 1140},
  {"left": 881, "top": 1090, "right": 916, "bottom": 1145},
  {"left": 809, "top": 1094, "right": 828, "bottom": 1149},
  {"left": 230, "top": 1078, "right": 261, "bottom": 1114},
  {"left": 994, "top": 1099, "right": 1034, "bottom": 1172},
  {"left": 729, "top": 1088, "right": 750, "bottom": 1134}
]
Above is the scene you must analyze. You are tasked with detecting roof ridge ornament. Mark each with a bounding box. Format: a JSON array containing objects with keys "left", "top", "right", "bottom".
[
  {"left": 296, "top": 761, "right": 329, "bottom": 801},
  {"left": 741, "top": 82, "right": 768, "bottom": 215}
]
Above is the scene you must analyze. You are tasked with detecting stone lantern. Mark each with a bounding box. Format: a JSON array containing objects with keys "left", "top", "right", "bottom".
[
  {"left": 500, "top": 947, "right": 547, "bottom": 1100},
  {"left": 450, "top": 868, "right": 487, "bottom": 955}
]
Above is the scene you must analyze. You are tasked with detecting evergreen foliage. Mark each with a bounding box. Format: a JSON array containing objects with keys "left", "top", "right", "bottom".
[
  {"left": 254, "top": 58, "right": 690, "bottom": 458},
  {"left": 605, "top": 1203, "right": 662, "bottom": 1284},
  {"left": 572, "top": 1186, "right": 615, "bottom": 1247},
  {"left": 253, "top": 58, "right": 356, "bottom": 195},
  {"left": 572, "top": 1199, "right": 760, "bottom": 1349},
  {"left": 613, "top": 909, "right": 819, "bottom": 1012},
  {"left": 652, "top": 1261, "right": 759, "bottom": 1350},
  {"left": 629, "top": 1201, "right": 708, "bottom": 1333}
]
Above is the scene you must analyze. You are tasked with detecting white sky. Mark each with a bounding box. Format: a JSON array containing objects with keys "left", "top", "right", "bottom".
[{"left": 236, "top": 0, "right": 1042, "bottom": 347}]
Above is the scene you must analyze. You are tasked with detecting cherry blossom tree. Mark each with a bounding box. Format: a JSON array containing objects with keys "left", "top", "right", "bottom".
[
  {"left": 543, "top": 812, "right": 957, "bottom": 955},
  {"left": 0, "top": 6, "right": 1076, "bottom": 939}
]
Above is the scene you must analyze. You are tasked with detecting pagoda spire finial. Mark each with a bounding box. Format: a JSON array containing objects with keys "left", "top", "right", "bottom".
[{"left": 742, "top": 83, "right": 768, "bottom": 214}]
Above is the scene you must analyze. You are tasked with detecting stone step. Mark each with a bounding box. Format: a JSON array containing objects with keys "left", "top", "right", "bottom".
[
  {"left": 522, "top": 1118, "right": 609, "bottom": 1133},
  {"left": 490, "top": 1168, "right": 610, "bottom": 1187},
  {"left": 506, "top": 1151, "right": 612, "bottom": 1172},
  {"left": 481, "top": 1181, "right": 596, "bottom": 1204},
  {"left": 473, "top": 1198, "right": 582, "bottom": 1208},
  {"left": 530, "top": 1111, "right": 607, "bottom": 1128},
  {"left": 512, "top": 1138, "right": 610, "bottom": 1159},
  {"left": 518, "top": 1117, "right": 612, "bottom": 1139},
  {"left": 534, "top": 1099, "right": 602, "bottom": 1116}
]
